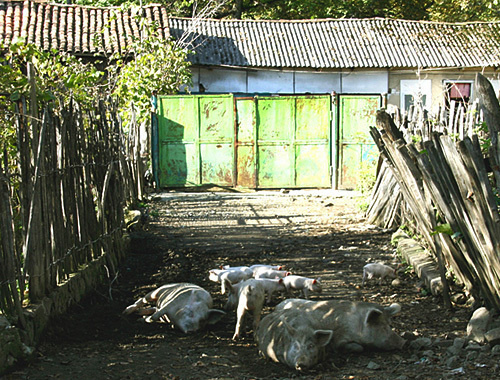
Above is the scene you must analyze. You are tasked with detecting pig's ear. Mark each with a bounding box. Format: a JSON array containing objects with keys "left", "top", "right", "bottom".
[
  {"left": 314, "top": 329, "right": 333, "bottom": 346},
  {"left": 384, "top": 303, "right": 401, "bottom": 316},
  {"left": 365, "top": 308, "right": 384, "bottom": 325},
  {"left": 278, "top": 278, "right": 284, "bottom": 284},
  {"left": 206, "top": 309, "right": 226, "bottom": 325}
]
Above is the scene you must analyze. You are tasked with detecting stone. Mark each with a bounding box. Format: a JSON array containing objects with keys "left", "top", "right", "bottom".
[
  {"left": 447, "top": 338, "right": 465, "bottom": 356},
  {"left": 367, "top": 361, "right": 381, "bottom": 370},
  {"left": 465, "top": 351, "right": 479, "bottom": 362},
  {"left": 467, "top": 307, "right": 491, "bottom": 343},
  {"left": 446, "top": 355, "right": 461, "bottom": 369},
  {"left": 409, "top": 337, "right": 433, "bottom": 350},
  {"left": 491, "top": 345, "right": 500, "bottom": 356},
  {"left": 485, "top": 327, "right": 500, "bottom": 346}
]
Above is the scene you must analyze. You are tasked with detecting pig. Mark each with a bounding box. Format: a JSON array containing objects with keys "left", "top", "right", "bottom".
[
  {"left": 282, "top": 275, "right": 322, "bottom": 299},
  {"left": 249, "top": 264, "right": 283, "bottom": 275},
  {"left": 254, "top": 307, "right": 333, "bottom": 370},
  {"left": 208, "top": 267, "right": 253, "bottom": 293},
  {"left": 122, "top": 283, "right": 225, "bottom": 334},
  {"left": 254, "top": 268, "right": 291, "bottom": 279},
  {"left": 277, "top": 298, "right": 406, "bottom": 353},
  {"left": 224, "top": 278, "right": 266, "bottom": 340},
  {"left": 259, "top": 278, "right": 286, "bottom": 304},
  {"left": 362, "top": 263, "right": 397, "bottom": 286}
]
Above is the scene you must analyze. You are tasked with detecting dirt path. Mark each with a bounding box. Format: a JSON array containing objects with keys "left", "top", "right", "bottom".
[{"left": 4, "top": 190, "right": 494, "bottom": 379}]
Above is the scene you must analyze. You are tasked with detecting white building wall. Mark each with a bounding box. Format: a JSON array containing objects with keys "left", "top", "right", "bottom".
[
  {"left": 247, "top": 71, "right": 294, "bottom": 93},
  {"left": 198, "top": 68, "right": 247, "bottom": 93},
  {"left": 294, "top": 72, "right": 341, "bottom": 93},
  {"left": 341, "top": 71, "right": 389, "bottom": 93},
  {"left": 187, "top": 67, "right": 389, "bottom": 95}
]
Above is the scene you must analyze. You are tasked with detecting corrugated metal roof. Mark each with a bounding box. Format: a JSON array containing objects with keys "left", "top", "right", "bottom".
[{"left": 2, "top": 0, "right": 500, "bottom": 69}]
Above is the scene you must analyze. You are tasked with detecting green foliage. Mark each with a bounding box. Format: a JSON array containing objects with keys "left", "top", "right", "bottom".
[
  {"left": 0, "top": 39, "right": 104, "bottom": 177},
  {"left": 473, "top": 121, "right": 491, "bottom": 154},
  {"left": 113, "top": 21, "right": 192, "bottom": 127},
  {"left": 429, "top": 0, "right": 500, "bottom": 22},
  {"left": 58, "top": 0, "right": 500, "bottom": 22},
  {"left": 355, "top": 158, "right": 378, "bottom": 212},
  {"left": 431, "top": 223, "right": 453, "bottom": 236}
]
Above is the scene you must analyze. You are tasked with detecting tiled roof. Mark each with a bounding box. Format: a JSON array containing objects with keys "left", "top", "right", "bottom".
[
  {"left": 0, "top": 0, "right": 169, "bottom": 56},
  {"left": 2, "top": 0, "right": 500, "bottom": 69}
]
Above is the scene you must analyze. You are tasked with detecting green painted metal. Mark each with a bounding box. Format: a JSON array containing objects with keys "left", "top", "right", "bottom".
[
  {"left": 235, "top": 97, "right": 257, "bottom": 188},
  {"left": 338, "top": 95, "right": 381, "bottom": 190},
  {"left": 256, "top": 95, "right": 331, "bottom": 188},
  {"left": 157, "top": 95, "right": 234, "bottom": 187},
  {"left": 156, "top": 94, "right": 331, "bottom": 189}
]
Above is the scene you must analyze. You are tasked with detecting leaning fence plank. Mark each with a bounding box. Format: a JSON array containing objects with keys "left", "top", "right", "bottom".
[
  {"left": 476, "top": 73, "right": 500, "bottom": 188},
  {"left": 0, "top": 156, "right": 26, "bottom": 327}
]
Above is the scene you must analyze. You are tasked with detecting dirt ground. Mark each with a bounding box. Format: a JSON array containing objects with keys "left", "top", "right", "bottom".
[{"left": 3, "top": 189, "right": 498, "bottom": 379}]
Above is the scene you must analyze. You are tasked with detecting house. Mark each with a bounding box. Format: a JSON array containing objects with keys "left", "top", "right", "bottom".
[{"left": 2, "top": 0, "right": 500, "bottom": 189}]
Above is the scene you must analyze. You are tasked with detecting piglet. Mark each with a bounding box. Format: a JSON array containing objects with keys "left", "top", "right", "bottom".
[
  {"left": 209, "top": 267, "right": 253, "bottom": 293},
  {"left": 254, "top": 268, "right": 290, "bottom": 279},
  {"left": 257, "top": 278, "right": 286, "bottom": 304},
  {"left": 362, "top": 263, "right": 397, "bottom": 286},
  {"left": 282, "top": 275, "right": 322, "bottom": 299},
  {"left": 249, "top": 264, "right": 283, "bottom": 276},
  {"left": 224, "top": 278, "right": 266, "bottom": 340}
]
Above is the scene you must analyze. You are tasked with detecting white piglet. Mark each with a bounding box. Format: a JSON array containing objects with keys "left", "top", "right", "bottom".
[
  {"left": 209, "top": 267, "right": 253, "bottom": 294},
  {"left": 256, "top": 278, "right": 286, "bottom": 304},
  {"left": 254, "top": 268, "right": 290, "bottom": 279},
  {"left": 362, "top": 263, "right": 397, "bottom": 286},
  {"left": 224, "top": 278, "right": 266, "bottom": 340},
  {"left": 282, "top": 275, "right": 322, "bottom": 299},
  {"left": 249, "top": 264, "right": 283, "bottom": 275}
]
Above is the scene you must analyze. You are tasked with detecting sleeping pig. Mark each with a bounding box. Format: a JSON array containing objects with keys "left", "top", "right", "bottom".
[
  {"left": 254, "top": 307, "right": 333, "bottom": 370},
  {"left": 277, "top": 298, "right": 406, "bottom": 353},
  {"left": 122, "top": 283, "right": 225, "bottom": 333}
]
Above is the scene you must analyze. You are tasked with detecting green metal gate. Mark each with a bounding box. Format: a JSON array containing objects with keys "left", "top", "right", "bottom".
[
  {"left": 255, "top": 95, "right": 331, "bottom": 188},
  {"left": 337, "top": 95, "right": 381, "bottom": 189},
  {"left": 156, "top": 94, "right": 332, "bottom": 189},
  {"left": 156, "top": 94, "right": 235, "bottom": 187},
  {"left": 234, "top": 95, "right": 332, "bottom": 188}
]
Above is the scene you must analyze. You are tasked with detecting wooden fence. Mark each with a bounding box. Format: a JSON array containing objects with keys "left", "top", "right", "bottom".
[
  {"left": 0, "top": 96, "right": 140, "bottom": 328},
  {"left": 368, "top": 73, "right": 500, "bottom": 311}
]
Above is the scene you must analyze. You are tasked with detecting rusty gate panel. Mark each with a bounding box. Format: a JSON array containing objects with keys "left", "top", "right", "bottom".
[
  {"left": 294, "top": 96, "right": 331, "bottom": 188},
  {"left": 157, "top": 96, "right": 198, "bottom": 187},
  {"left": 235, "top": 97, "right": 257, "bottom": 188},
  {"left": 255, "top": 95, "right": 331, "bottom": 188},
  {"left": 338, "top": 95, "right": 380, "bottom": 190},
  {"left": 157, "top": 94, "right": 234, "bottom": 187},
  {"left": 198, "top": 96, "right": 234, "bottom": 185},
  {"left": 256, "top": 97, "right": 295, "bottom": 188}
]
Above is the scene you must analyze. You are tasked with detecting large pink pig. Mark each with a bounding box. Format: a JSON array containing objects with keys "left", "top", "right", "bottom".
[
  {"left": 277, "top": 298, "right": 406, "bottom": 353},
  {"left": 255, "top": 307, "right": 333, "bottom": 370},
  {"left": 123, "top": 283, "right": 225, "bottom": 333}
]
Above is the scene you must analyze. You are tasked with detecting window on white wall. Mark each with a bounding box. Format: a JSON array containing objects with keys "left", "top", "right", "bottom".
[
  {"left": 400, "top": 80, "right": 431, "bottom": 111},
  {"left": 443, "top": 80, "right": 473, "bottom": 108}
]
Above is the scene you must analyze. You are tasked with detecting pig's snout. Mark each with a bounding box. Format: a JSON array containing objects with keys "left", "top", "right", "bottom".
[{"left": 294, "top": 356, "right": 312, "bottom": 371}]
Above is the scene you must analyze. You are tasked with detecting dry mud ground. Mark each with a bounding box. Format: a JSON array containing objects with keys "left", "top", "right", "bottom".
[{"left": 3, "top": 190, "right": 498, "bottom": 380}]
